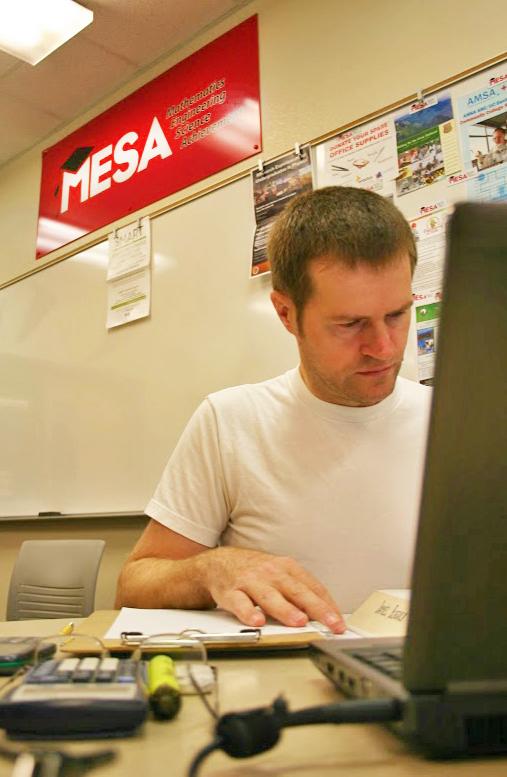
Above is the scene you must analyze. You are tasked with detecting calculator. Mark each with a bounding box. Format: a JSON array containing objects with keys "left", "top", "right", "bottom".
[
  {"left": 0, "top": 637, "right": 56, "bottom": 675},
  {"left": 0, "top": 656, "right": 149, "bottom": 739}
]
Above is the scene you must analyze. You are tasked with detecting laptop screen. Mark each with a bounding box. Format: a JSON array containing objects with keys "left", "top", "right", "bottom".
[{"left": 403, "top": 202, "right": 507, "bottom": 692}]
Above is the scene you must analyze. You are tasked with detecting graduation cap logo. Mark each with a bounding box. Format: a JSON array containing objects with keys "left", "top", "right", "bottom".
[{"left": 54, "top": 146, "right": 94, "bottom": 197}]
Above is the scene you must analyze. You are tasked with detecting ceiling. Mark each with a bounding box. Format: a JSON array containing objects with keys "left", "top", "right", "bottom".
[{"left": 0, "top": 0, "right": 252, "bottom": 169}]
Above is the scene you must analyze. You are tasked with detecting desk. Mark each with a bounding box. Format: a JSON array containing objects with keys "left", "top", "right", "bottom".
[{"left": 0, "top": 614, "right": 505, "bottom": 777}]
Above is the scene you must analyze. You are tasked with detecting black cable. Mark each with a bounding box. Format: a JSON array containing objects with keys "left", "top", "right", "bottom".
[
  {"left": 187, "top": 695, "right": 403, "bottom": 776},
  {"left": 187, "top": 737, "right": 223, "bottom": 777},
  {"left": 283, "top": 697, "right": 402, "bottom": 727}
]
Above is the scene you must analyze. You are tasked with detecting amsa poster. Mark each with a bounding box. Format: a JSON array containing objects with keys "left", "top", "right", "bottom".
[
  {"left": 36, "top": 16, "right": 261, "bottom": 259},
  {"left": 457, "top": 65, "right": 507, "bottom": 203}
]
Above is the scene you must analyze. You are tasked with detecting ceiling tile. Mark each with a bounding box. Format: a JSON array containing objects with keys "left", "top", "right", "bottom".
[
  {"left": 83, "top": 0, "right": 240, "bottom": 65},
  {"left": 0, "top": 37, "right": 138, "bottom": 124},
  {"left": 0, "top": 95, "right": 58, "bottom": 166}
]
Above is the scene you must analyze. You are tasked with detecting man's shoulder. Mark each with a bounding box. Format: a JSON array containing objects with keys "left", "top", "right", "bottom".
[{"left": 206, "top": 369, "right": 296, "bottom": 410}]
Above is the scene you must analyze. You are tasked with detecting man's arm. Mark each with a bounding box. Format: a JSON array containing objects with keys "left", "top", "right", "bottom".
[{"left": 116, "top": 519, "right": 345, "bottom": 633}]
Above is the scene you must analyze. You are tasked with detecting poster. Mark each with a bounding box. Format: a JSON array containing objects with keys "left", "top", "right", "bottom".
[
  {"left": 107, "top": 217, "right": 151, "bottom": 281},
  {"left": 314, "top": 117, "right": 398, "bottom": 197},
  {"left": 107, "top": 268, "right": 151, "bottom": 329},
  {"left": 415, "top": 293, "right": 441, "bottom": 384},
  {"left": 457, "top": 66, "right": 507, "bottom": 203},
  {"left": 409, "top": 203, "right": 448, "bottom": 296},
  {"left": 251, "top": 146, "right": 313, "bottom": 277},
  {"left": 394, "top": 92, "right": 460, "bottom": 197}
]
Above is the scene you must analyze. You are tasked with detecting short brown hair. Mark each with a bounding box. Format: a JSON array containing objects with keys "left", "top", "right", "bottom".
[{"left": 268, "top": 186, "right": 416, "bottom": 318}]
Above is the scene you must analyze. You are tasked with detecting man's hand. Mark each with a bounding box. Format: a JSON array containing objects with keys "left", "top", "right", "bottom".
[{"left": 204, "top": 547, "right": 346, "bottom": 633}]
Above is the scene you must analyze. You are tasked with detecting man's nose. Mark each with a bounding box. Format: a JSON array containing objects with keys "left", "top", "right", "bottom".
[{"left": 360, "top": 323, "right": 395, "bottom": 360}]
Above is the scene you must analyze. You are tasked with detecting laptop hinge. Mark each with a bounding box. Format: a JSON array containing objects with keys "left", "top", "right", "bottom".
[{"left": 446, "top": 680, "right": 507, "bottom": 696}]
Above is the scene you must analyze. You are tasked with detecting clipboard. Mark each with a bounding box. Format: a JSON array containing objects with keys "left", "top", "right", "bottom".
[{"left": 61, "top": 610, "right": 327, "bottom": 655}]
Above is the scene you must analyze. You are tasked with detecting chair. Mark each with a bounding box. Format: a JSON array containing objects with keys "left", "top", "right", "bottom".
[{"left": 6, "top": 539, "right": 105, "bottom": 620}]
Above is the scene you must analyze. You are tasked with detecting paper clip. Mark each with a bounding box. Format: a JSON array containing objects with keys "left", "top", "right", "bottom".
[
  {"left": 257, "top": 158, "right": 265, "bottom": 173},
  {"left": 294, "top": 142, "right": 303, "bottom": 158}
]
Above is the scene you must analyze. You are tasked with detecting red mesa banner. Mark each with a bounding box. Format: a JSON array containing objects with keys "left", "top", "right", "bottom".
[{"left": 36, "top": 16, "right": 261, "bottom": 259}]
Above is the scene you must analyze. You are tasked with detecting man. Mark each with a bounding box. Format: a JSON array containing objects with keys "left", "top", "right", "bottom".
[
  {"left": 492, "top": 126, "right": 507, "bottom": 148},
  {"left": 116, "top": 187, "right": 431, "bottom": 633},
  {"left": 491, "top": 127, "right": 507, "bottom": 162},
  {"left": 476, "top": 127, "right": 507, "bottom": 169}
]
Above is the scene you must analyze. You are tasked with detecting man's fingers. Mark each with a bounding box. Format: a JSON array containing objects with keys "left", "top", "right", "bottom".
[
  {"left": 242, "top": 581, "right": 310, "bottom": 628},
  {"left": 277, "top": 579, "right": 345, "bottom": 633},
  {"left": 219, "top": 589, "right": 266, "bottom": 627},
  {"left": 208, "top": 548, "right": 345, "bottom": 632},
  {"left": 280, "top": 560, "right": 345, "bottom": 631}
]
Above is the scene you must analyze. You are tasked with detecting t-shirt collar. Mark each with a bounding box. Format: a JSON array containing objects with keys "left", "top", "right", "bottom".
[{"left": 287, "top": 365, "right": 402, "bottom": 422}]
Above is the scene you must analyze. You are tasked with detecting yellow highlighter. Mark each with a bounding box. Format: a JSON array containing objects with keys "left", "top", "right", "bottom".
[{"left": 147, "top": 655, "right": 182, "bottom": 720}]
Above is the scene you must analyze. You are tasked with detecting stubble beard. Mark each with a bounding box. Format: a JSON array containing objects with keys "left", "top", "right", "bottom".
[{"left": 301, "top": 356, "right": 402, "bottom": 407}]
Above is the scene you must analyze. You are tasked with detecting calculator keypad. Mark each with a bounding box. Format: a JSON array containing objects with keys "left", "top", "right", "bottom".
[{"left": 26, "top": 657, "right": 139, "bottom": 684}]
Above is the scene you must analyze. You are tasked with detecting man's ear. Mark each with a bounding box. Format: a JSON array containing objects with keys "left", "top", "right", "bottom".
[{"left": 270, "top": 290, "right": 299, "bottom": 335}]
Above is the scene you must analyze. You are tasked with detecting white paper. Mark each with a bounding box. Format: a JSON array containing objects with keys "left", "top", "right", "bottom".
[
  {"left": 105, "top": 607, "right": 359, "bottom": 640},
  {"left": 107, "top": 217, "right": 151, "bottom": 281},
  {"left": 106, "top": 268, "right": 150, "bottom": 329},
  {"left": 378, "top": 589, "right": 410, "bottom": 600}
]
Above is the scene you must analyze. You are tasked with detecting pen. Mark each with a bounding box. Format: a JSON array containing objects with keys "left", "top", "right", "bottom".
[
  {"left": 58, "top": 622, "right": 75, "bottom": 637},
  {"left": 148, "top": 655, "right": 181, "bottom": 720}
]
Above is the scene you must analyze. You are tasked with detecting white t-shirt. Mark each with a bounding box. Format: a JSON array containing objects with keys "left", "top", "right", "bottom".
[{"left": 146, "top": 368, "right": 432, "bottom": 611}]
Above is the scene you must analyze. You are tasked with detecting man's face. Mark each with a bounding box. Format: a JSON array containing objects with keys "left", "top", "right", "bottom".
[
  {"left": 271, "top": 253, "right": 413, "bottom": 407},
  {"left": 493, "top": 129, "right": 506, "bottom": 147}
]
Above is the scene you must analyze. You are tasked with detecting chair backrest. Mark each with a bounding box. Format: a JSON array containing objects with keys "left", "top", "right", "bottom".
[{"left": 6, "top": 539, "right": 105, "bottom": 620}]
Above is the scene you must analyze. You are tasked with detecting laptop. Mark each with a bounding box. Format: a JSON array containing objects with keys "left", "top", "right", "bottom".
[{"left": 309, "top": 201, "right": 507, "bottom": 757}]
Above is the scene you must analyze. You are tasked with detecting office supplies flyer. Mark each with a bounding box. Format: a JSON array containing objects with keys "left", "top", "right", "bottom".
[{"left": 314, "top": 116, "right": 398, "bottom": 198}]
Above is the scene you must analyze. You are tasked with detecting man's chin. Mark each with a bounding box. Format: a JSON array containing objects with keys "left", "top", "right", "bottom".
[{"left": 350, "top": 367, "right": 399, "bottom": 405}]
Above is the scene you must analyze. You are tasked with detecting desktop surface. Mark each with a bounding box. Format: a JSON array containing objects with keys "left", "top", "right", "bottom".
[{"left": 0, "top": 612, "right": 505, "bottom": 777}]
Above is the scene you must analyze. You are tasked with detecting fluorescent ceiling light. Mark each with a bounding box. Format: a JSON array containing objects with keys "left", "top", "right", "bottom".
[{"left": 0, "top": 0, "right": 93, "bottom": 66}]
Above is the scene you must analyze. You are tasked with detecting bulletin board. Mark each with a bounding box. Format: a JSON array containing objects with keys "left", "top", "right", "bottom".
[{"left": 312, "top": 58, "right": 507, "bottom": 383}]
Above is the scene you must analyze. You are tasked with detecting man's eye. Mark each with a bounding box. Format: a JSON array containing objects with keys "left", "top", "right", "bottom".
[
  {"left": 341, "top": 320, "right": 360, "bottom": 329},
  {"left": 387, "top": 311, "right": 406, "bottom": 320}
]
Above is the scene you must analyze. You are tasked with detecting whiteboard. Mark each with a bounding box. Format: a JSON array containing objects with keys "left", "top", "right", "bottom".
[{"left": 0, "top": 175, "right": 420, "bottom": 518}]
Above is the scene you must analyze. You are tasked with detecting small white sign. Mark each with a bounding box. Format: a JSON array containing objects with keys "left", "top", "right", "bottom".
[
  {"left": 107, "top": 217, "right": 151, "bottom": 281},
  {"left": 107, "top": 268, "right": 150, "bottom": 329}
]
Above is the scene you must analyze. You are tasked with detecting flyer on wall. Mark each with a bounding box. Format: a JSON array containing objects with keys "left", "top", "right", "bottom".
[
  {"left": 415, "top": 292, "right": 441, "bottom": 385},
  {"left": 409, "top": 200, "right": 449, "bottom": 384},
  {"left": 314, "top": 116, "right": 398, "bottom": 197},
  {"left": 457, "top": 64, "right": 507, "bottom": 202},
  {"left": 250, "top": 145, "right": 313, "bottom": 277},
  {"left": 107, "top": 268, "right": 151, "bottom": 329},
  {"left": 107, "top": 217, "right": 151, "bottom": 281},
  {"left": 394, "top": 92, "right": 460, "bottom": 197},
  {"left": 409, "top": 202, "right": 448, "bottom": 297}
]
